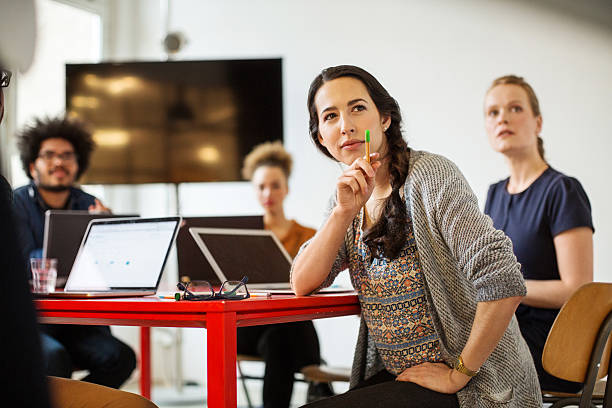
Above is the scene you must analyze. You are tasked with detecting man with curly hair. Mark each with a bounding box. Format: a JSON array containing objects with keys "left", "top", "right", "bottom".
[
  {"left": 12, "top": 115, "right": 136, "bottom": 389},
  {"left": 14, "top": 116, "right": 108, "bottom": 261}
]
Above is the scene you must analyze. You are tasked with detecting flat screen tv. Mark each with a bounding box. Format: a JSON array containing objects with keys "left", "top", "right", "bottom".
[{"left": 66, "top": 59, "right": 283, "bottom": 184}]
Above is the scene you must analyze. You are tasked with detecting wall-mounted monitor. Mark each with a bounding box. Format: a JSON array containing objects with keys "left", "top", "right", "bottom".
[{"left": 66, "top": 59, "right": 283, "bottom": 184}]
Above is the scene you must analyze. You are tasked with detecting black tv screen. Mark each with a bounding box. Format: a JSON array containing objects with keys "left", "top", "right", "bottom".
[{"left": 66, "top": 59, "right": 283, "bottom": 184}]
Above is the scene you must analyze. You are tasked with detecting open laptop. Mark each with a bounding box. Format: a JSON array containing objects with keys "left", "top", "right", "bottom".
[
  {"left": 177, "top": 216, "right": 263, "bottom": 284},
  {"left": 38, "top": 216, "right": 181, "bottom": 298},
  {"left": 43, "top": 210, "right": 139, "bottom": 287},
  {"left": 189, "top": 227, "right": 354, "bottom": 294},
  {"left": 189, "top": 227, "right": 293, "bottom": 290}
]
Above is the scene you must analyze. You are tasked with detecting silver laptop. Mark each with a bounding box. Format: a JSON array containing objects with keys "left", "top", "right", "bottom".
[
  {"left": 39, "top": 216, "right": 181, "bottom": 298},
  {"left": 43, "top": 210, "right": 139, "bottom": 287},
  {"left": 189, "top": 227, "right": 295, "bottom": 290}
]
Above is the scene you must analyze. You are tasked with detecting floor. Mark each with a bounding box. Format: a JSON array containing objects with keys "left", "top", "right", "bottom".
[{"left": 124, "top": 380, "right": 312, "bottom": 408}]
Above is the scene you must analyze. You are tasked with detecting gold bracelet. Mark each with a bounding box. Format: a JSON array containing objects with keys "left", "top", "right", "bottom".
[{"left": 454, "top": 355, "right": 479, "bottom": 377}]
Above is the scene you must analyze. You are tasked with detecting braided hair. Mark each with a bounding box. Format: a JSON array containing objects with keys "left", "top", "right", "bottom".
[{"left": 307, "top": 65, "right": 410, "bottom": 259}]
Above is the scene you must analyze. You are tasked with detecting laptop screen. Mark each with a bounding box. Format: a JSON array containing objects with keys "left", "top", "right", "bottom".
[
  {"left": 176, "top": 216, "right": 263, "bottom": 283},
  {"left": 43, "top": 210, "right": 139, "bottom": 286},
  {"left": 65, "top": 218, "right": 180, "bottom": 291},
  {"left": 190, "top": 229, "right": 292, "bottom": 285}
]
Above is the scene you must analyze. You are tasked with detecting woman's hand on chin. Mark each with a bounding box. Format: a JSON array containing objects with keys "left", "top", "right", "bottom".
[{"left": 335, "top": 153, "right": 381, "bottom": 217}]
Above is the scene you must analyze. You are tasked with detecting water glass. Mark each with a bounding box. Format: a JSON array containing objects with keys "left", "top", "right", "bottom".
[{"left": 30, "top": 258, "right": 58, "bottom": 293}]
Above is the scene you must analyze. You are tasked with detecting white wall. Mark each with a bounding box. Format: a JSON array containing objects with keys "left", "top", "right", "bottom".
[
  {"left": 100, "top": 0, "right": 612, "bottom": 385},
  {"left": 160, "top": 0, "right": 612, "bottom": 275}
]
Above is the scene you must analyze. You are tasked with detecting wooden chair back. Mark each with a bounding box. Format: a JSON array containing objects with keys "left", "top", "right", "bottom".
[{"left": 542, "top": 282, "right": 612, "bottom": 383}]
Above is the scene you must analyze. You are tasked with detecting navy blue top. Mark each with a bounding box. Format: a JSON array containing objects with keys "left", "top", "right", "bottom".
[
  {"left": 485, "top": 167, "right": 593, "bottom": 325},
  {"left": 13, "top": 181, "right": 96, "bottom": 272}
]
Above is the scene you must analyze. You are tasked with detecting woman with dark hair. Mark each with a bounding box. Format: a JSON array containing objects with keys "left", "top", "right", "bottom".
[
  {"left": 483, "top": 75, "right": 593, "bottom": 392},
  {"left": 291, "top": 65, "right": 541, "bottom": 407}
]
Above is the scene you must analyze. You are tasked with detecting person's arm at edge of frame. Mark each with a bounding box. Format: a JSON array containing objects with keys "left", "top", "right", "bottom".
[
  {"left": 0, "top": 177, "right": 52, "bottom": 407},
  {"left": 522, "top": 226, "right": 593, "bottom": 309},
  {"left": 291, "top": 154, "right": 380, "bottom": 296}
]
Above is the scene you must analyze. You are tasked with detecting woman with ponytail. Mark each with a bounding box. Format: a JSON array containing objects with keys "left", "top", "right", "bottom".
[
  {"left": 484, "top": 75, "right": 594, "bottom": 393},
  {"left": 291, "top": 65, "right": 540, "bottom": 407}
]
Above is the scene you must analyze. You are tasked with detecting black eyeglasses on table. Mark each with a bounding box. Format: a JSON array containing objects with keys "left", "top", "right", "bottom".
[
  {"left": 0, "top": 70, "right": 11, "bottom": 88},
  {"left": 177, "top": 276, "right": 250, "bottom": 301}
]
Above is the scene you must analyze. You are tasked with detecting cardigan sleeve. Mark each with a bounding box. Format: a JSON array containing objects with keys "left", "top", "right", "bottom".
[
  {"left": 290, "top": 192, "right": 350, "bottom": 293},
  {"left": 411, "top": 154, "right": 526, "bottom": 302}
]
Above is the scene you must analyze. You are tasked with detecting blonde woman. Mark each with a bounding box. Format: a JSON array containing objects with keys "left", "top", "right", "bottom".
[{"left": 484, "top": 75, "right": 594, "bottom": 392}]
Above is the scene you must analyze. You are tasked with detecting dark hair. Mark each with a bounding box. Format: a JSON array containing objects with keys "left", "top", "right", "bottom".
[
  {"left": 307, "top": 65, "right": 409, "bottom": 259},
  {"left": 487, "top": 75, "right": 545, "bottom": 160},
  {"left": 17, "top": 115, "right": 95, "bottom": 180}
]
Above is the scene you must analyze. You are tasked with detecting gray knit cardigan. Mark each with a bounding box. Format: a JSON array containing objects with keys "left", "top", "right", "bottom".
[{"left": 292, "top": 150, "right": 541, "bottom": 407}]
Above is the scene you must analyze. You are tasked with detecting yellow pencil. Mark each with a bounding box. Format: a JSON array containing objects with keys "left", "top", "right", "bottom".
[{"left": 250, "top": 292, "right": 272, "bottom": 298}]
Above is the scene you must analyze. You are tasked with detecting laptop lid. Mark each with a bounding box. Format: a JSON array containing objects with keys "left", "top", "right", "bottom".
[
  {"left": 177, "top": 216, "right": 263, "bottom": 283},
  {"left": 189, "top": 227, "right": 292, "bottom": 289},
  {"left": 43, "top": 210, "right": 139, "bottom": 287},
  {"left": 64, "top": 216, "right": 181, "bottom": 292}
]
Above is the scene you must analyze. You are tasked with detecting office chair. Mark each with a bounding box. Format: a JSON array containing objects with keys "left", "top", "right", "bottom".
[{"left": 541, "top": 282, "right": 612, "bottom": 408}]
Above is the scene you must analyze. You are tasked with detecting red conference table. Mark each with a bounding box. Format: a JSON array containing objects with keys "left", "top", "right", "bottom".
[{"left": 35, "top": 293, "right": 360, "bottom": 407}]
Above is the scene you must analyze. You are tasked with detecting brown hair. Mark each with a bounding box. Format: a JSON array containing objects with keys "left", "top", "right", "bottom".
[
  {"left": 241, "top": 140, "right": 292, "bottom": 180},
  {"left": 307, "top": 65, "right": 409, "bottom": 260},
  {"left": 488, "top": 75, "right": 545, "bottom": 160}
]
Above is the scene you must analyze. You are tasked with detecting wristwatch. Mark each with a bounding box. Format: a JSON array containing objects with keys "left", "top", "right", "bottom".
[{"left": 454, "top": 355, "right": 479, "bottom": 377}]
